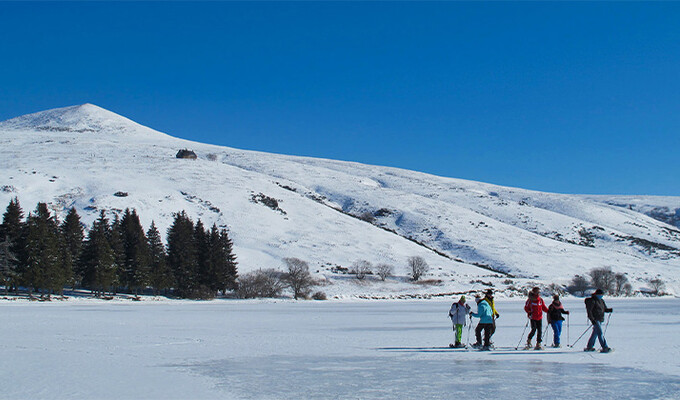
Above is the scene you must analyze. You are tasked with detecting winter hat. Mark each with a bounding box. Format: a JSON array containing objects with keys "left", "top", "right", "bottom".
[
  {"left": 485, "top": 289, "right": 494, "bottom": 296},
  {"left": 474, "top": 294, "right": 482, "bottom": 303},
  {"left": 459, "top": 295, "right": 466, "bottom": 303},
  {"left": 553, "top": 294, "right": 560, "bottom": 300},
  {"left": 593, "top": 289, "right": 604, "bottom": 295},
  {"left": 531, "top": 287, "right": 540, "bottom": 294}
]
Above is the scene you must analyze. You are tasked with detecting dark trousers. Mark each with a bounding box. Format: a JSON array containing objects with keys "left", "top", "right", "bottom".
[
  {"left": 475, "top": 323, "right": 493, "bottom": 346},
  {"left": 527, "top": 319, "right": 543, "bottom": 343}
]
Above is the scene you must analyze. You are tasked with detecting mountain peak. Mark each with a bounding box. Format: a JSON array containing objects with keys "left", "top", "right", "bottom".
[{"left": 0, "top": 103, "right": 157, "bottom": 136}]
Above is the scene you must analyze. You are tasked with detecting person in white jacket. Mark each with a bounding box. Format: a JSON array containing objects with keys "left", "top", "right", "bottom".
[{"left": 448, "top": 295, "right": 471, "bottom": 348}]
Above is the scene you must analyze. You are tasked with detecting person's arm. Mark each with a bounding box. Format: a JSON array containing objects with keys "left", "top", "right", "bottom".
[{"left": 604, "top": 300, "right": 613, "bottom": 313}]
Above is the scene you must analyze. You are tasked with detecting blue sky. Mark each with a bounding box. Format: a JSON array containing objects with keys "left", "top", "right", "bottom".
[{"left": 1, "top": 2, "right": 679, "bottom": 195}]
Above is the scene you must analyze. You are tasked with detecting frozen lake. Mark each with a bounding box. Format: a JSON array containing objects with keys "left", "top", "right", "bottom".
[{"left": 1, "top": 298, "right": 678, "bottom": 399}]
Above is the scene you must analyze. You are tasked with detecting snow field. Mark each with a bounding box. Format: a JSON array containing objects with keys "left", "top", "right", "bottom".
[{"left": 0, "top": 298, "right": 678, "bottom": 399}]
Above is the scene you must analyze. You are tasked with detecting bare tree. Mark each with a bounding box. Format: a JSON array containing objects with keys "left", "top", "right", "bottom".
[
  {"left": 648, "top": 278, "right": 665, "bottom": 295},
  {"left": 375, "top": 263, "right": 394, "bottom": 281},
  {"left": 283, "top": 257, "right": 315, "bottom": 300},
  {"left": 568, "top": 275, "right": 590, "bottom": 296},
  {"left": 351, "top": 260, "right": 372, "bottom": 280},
  {"left": 613, "top": 273, "right": 630, "bottom": 296},
  {"left": 407, "top": 256, "right": 429, "bottom": 281},
  {"left": 236, "top": 269, "right": 285, "bottom": 299},
  {"left": 589, "top": 267, "right": 615, "bottom": 294}
]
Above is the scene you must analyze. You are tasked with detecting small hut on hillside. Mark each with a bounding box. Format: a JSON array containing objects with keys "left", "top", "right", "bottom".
[{"left": 176, "top": 149, "right": 197, "bottom": 159}]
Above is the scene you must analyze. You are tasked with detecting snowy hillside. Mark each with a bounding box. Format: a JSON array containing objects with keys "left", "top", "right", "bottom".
[{"left": 1, "top": 104, "right": 679, "bottom": 297}]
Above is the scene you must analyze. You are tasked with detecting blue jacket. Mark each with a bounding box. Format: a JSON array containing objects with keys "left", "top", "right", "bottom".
[{"left": 470, "top": 300, "right": 494, "bottom": 324}]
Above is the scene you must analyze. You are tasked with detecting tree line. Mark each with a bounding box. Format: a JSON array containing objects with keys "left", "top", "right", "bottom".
[{"left": 0, "top": 198, "right": 237, "bottom": 299}]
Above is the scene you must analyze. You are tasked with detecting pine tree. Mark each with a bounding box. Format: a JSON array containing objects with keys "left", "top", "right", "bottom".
[
  {"left": 194, "top": 219, "right": 210, "bottom": 292},
  {"left": 109, "top": 214, "right": 125, "bottom": 293},
  {"left": 147, "top": 221, "right": 172, "bottom": 296},
  {"left": 0, "top": 236, "right": 18, "bottom": 295},
  {"left": 1, "top": 197, "right": 25, "bottom": 291},
  {"left": 207, "top": 224, "right": 238, "bottom": 294},
  {"left": 24, "top": 203, "right": 62, "bottom": 298},
  {"left": 80, "top": 211, "right": 116, "bottom": 296},
  {"left": 166, "top": 211, "right": 198, "bottom": 298},
  {"left": 61, "top": 207, "right": 84, "bottom": 290},
  {"left": 120, "top": 209, "right": 150, "bottom": 295}
]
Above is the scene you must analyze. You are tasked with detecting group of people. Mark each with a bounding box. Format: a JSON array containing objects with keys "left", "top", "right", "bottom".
[{"left": 448, "top": 287, "right": 613, "bottom": 352}]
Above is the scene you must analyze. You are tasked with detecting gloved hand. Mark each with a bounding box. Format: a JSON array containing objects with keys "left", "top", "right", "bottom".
[{"left": 566, "top": 311, "right": 570, "bottom": 314}]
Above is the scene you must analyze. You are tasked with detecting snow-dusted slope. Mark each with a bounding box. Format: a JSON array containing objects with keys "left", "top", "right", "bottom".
[{"left": 1, "top": 104, "right": 679, "bottom": 296}]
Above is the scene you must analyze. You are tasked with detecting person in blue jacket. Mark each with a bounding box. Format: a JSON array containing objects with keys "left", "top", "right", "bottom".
[{"left": 470, "top": 294, "right": 495, "bottom": 350}]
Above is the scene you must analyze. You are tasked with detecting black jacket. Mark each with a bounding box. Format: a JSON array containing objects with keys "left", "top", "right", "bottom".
[
  {"left": 585, "top": 296, "right": 612, "bottom": 322},
  {"left": 547, "top": 302, "right": 568, "bottom": 322}
]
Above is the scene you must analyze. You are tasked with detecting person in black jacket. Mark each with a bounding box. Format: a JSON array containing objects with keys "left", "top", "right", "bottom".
[
  {"left": 584, "top": 289, "right": 613, "bottom": 352},
  {"left": 547, "top": 294, "right": 569, "bottom": 347}
]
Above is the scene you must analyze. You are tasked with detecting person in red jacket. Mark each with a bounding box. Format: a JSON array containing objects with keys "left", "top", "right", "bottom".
[{"left": 524, "top": 287, "right": 549, "bottom": 349}]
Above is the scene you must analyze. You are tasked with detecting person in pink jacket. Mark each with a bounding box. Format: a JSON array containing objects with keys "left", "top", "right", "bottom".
[{"left": 524, "top": 287, "right": 549, "bottom": 349}]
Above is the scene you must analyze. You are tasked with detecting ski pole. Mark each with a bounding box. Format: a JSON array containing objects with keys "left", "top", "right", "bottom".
[
  {"left": 515, "top": 319, "right": 530, "bottom": 350},
  {"left": 568, "top": 323, "right": 592, "bottom": 348},
  {"left": 603, "top": 312, "right": 612, "bottom": 336},
  {"left": 466, "top": 314, "right": 473, "bottom": 346},
  {"left": 567, "top": 314, "right": 570, "bottom": 346},
  {"left": 543, "top": 322, "right": 551, "bottom": 346}
]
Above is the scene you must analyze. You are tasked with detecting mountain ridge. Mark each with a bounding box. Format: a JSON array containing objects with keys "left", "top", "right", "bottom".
[{"left": 1, "top": 104, "right": 679, "bottom": 297}]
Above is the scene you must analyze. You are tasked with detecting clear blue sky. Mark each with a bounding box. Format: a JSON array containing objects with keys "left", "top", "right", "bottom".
[{"left": 1, "top": 2, "right": 679, "bottom": 195}]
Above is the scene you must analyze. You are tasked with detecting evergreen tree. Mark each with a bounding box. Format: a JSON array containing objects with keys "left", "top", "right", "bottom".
[
  {"left": 147, "top": 221, "right": 172, "bottom": 295},
  {"left": 61, "top": 207, "right": 84, "bottom": 289},
  {"left": 0, "top": 236, "right": 18, "bottom": 295},
  {"left": 166, "top": 211, "right": 198, "bottom": 298},
  {"left": 80, "top": 211, "right": 116, "bottom": 296},
  {"left": 24, "top": 203, "right": 62, "bottom": 297},
  {"left": 108, "top": 214, "right": 125, "bottom": 292},
  {"left": 207, "top": 224, "right": 238, "bottom": 294},
  {"left": 1, "top": 198, "right": 26, "bottom": 290},
  {"left": 120, "top": 208, "right": 150, "bottom": 295},
  {"left": 194, "top": 219, "right": 210, "bottom": 291}
]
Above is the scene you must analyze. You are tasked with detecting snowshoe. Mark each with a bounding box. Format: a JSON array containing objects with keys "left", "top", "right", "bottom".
[
  {"left": 600, "top": 347, "right": 613, "bottom": 353},
  {"left": 449, "top": 343, "right": 455, "bottom": 348},
  {"left": 534, "top": 344, "right": 543, "bottom": 350},
  {"left": 584, "top": 347, "right": 596, "bottom": 352},
  {"left": 551, "top": 344, "right": 561, "bottom": 348},
  {"left": 471, "top": 342, "right": 482, "bottom": 349},
  {"left": 480, "top": 345, "right": 491, "bottom": 351}
]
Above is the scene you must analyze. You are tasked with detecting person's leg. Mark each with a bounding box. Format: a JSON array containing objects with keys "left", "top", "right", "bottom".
[
  {"left": 587, "top": 321, "right": 599, "bottom": 349},
  {"left": 455, "top": 324, "right": 463, "bottom": 344},
  {"left": 475, "top": 323, "right": 483, "bottom": 344},
  {"left": 553, "top": 321, "right": 563, "bottom": 345},
  {"left": 528, "top": 320, "right": 537, "bottom": 341},
  {"left": 593, "top": 321, "right": 608, "bottom": 349},
  {"left": 483, "top": 324, "right": 492, "bottom": 347},
  {"left": 536, "top": 319, "right": 543, "bottom": 344}
]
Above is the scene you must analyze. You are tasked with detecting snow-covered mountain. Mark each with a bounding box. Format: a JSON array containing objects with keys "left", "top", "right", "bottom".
[{"left": 1, "top": 104, "right": 679, "bottom": 297}]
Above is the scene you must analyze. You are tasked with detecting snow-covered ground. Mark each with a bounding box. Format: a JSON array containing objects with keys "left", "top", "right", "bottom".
[{"left": 1, "top": 298, "right": 678, "bottom": 399}]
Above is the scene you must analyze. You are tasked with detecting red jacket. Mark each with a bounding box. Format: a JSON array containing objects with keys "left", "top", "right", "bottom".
[{"left": 524, "top": 295, "right": 549, "bottom": 320}]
